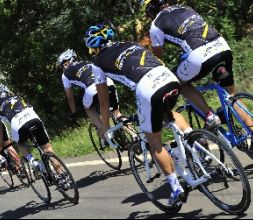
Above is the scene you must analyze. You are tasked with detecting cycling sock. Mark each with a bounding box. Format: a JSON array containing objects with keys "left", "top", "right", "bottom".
[
  {"left": 166, "top": 173, "right": 183, "bottom": 192},
  {"left": 184, "top": 127, "right": 193, "bottom": 135}
]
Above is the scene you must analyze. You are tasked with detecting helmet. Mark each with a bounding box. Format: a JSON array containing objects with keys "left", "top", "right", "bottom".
[
  {"left": 139, "top": 0, "right": 168, "bottom": 18},
  {"left": 84, "top": 24, "right": 115, "bottom": 48},
  {"left": 57, "top": 49, "right": 77, "bottom": 67}
]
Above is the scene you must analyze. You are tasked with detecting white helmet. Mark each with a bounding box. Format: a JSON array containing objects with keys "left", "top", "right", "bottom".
[{"left": 57, "top": 49, "right": 77, "bottom": 67}]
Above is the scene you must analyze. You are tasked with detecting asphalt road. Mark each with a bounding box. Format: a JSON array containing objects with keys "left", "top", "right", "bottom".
[{"left": 1, "top": 150, "right": 253, "bottom": 219}]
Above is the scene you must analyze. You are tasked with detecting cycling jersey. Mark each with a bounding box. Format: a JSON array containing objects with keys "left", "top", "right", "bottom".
[
  {"left": 62, "top": 61, "right": 118, "bottom": 108},
  {"left": 0, "top": 92, "right": 31, "bottom": 122},
  {"left": 62, "top": 61, "right": 96, "bottom": 89},
  {"left": 0, "top": 92, "right": 48, "bottom": 144},
  {"left": 93, "top": 42, "right": 163, "bottom": 87},
  {"left": 150, "top": 5, "right": 220, "bottom": 52}
]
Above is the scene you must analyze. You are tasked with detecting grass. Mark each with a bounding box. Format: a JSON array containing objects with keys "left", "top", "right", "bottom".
[{"left": 51, "top": 120, "right": 96, "bottom": 158}]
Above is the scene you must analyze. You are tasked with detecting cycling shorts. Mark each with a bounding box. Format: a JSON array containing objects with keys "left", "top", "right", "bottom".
[
  {"left": 11, "top": 107, "right": 49, "bottom": 145},
  {"left": 136, "top": 66, "right": 180, "bottom": 133},
  {"left": 83, "top": 78, "right": 115, "bottom": 108},
  {"left": 177, "top": 37, "right": 234, "bottom": 87}
]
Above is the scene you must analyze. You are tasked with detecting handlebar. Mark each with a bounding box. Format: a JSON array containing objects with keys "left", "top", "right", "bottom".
[{"left": 104, "top": 114, "right": 139, "bottom": 149}]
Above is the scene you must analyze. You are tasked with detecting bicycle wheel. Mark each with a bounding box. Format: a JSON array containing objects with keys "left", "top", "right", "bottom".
[
  {"left": 185, "top": 129, "right": 251, "bottom": 214},
  {"left": 21, "top": 157, "right": 51, "bottom": 204},
  {"left": 88, "top": 123, "right": 122, "bottom": 170},
  {"left": 176, "top": 105, "right": 204, "bottom": 129},
  {"left": 128, "top": 140, "right": 182, "bottom": 214},
  {"left": 0, "top": 160, "right": 14, "bottom": 188},
  {"left": 44, "top": 153, "right": 79, "bottom": 205},
  {"left": 228, "top": 92, "right": 253, "bottom": 157}
]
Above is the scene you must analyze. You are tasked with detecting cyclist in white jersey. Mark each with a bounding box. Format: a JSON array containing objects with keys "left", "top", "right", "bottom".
[
  {"left": 57, "top": 49, "right": 122, "bottom": 130},
  {"left": 84, "top": 24, "right": 195, "bottom": 206},
  {"left": 139, "top": 0, "right": 253, "bottom": 129},
  {"left": 0, "top": 87, "right": 62, "bottom": 175}
]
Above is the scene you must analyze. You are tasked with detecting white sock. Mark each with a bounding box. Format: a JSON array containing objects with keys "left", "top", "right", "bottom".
[
  {"left": 166, "top": 173, "right": 183, "bottom": 192},
  {"left": 184, "top": 127, "right": 193, "bottom": 135}
]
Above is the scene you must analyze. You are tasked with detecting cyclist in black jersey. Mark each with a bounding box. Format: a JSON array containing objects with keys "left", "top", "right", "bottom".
[
  {"left": 84, "top": 23, "right": 195, "bottom": 206},
  {"left": 139, "top": 0, "right": 253, "bottom": 129},
  {"left": 0, "top": 87, "right": 61, "bottom": 174},
  {"left": 57, "top": 49, "right": 121, "bottom": 130}
]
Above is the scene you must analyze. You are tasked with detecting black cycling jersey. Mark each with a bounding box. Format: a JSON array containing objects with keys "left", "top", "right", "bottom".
[
  {"left": 0, "top": 92, "right": 31, "bottom": 121},
  {"left": 64, "top": 61, "right": 95, "bottom": 87},
  {"left": 94, "top": 42, "right": 163, "bottom": 83},
  {"left": 152, "top": 5, "right": 220, "bottom": 50}
]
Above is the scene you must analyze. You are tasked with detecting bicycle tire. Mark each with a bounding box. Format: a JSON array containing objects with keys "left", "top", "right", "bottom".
[
  {"left": 88, "top": 123, "right": 122, "bottom": 170},
  {"left": 128, "top": 140, "right": 182, "bottom": 214},
  {"left": 44, "top": 153, "right": 79, "bottom": 205},
  {"left": 185, "top": 129, "right": 251, "bottom": 214},
  {"left": 21, "top": 157, "right": 51, "bottom": 204},
  {"left": 228, "top": 92, "right": 253, "bottom": 157},
  {"left": 0, "top": 160, "right": 14, "bottom": 188}
]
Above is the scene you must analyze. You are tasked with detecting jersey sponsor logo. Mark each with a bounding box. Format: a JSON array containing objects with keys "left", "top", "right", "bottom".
[
  {"left": 177, "top": 14, "right": 203, "bottom": 35},
  {"left": 115, "top": 45, "right": 142, "bottom": 70}
]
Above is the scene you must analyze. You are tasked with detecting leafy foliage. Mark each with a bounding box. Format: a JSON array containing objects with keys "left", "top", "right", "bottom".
[{"left": 0, "top": 0, "right": 252, "bottom": 137}]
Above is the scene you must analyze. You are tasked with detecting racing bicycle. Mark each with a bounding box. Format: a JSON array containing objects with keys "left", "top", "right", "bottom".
[
  {"left": 105, "top": 113, "right": 251, "bottom": 215},
  {"left": 176, "top": 74, "right": 253, "bottom": 159},
  {"left": 21, "top": 126, "right": 79, "bottom": 204}
]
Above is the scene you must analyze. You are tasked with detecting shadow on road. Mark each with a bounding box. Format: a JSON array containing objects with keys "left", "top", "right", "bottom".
[
  {"left": 0, "top": 184, "right": 25, "bottom": 195},
  {"left": 0, "top": 199, "right": 76, "bottom": 219},
  {"left": 244, "top": 164, "right": 253, "bottom": 179},
  {"left": 126, "top": 209, "right": 247, "bottom": 219},
  {"left": 76, "top": 167, "right": 133, "bottom": 189}
]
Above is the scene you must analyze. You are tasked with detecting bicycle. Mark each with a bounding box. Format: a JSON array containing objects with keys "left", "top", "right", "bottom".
[
  {"left": 20, "top": 126, "right": 79, "bottom": 204},
  {"left": 105, "top": 114, "right": 251, "bottom": 215},
  {"left": 88, "top": 110, "right": 135, "bottom": 170},
  {"left": 176, "top": 77, "right": 253, "bottom": 159},
  {"left": 0, "top": 143, "right": 29, "bottom": 188}
]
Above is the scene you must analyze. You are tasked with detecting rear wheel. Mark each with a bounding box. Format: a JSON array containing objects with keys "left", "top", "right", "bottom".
[
  {"left": 128, "top": 141, "right": 182, "bottom": 214},
  {"left": 88, "top": 124, "right": 122, "bottom": 170},
  {"left": 185, "top": 130, "right": 251, "bottom": 214}
]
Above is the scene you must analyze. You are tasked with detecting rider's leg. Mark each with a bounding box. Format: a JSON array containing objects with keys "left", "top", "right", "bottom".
[
  {"left": 172, "top": 111, "right": 192, "bottom": 133},
  {"left": 84, "top": 106, "right": 103, "bottom": 129}
]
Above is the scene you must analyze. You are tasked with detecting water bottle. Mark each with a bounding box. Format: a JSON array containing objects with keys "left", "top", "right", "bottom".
[{"left": 165, "top": 141, "right": 182, "bottom": 165}]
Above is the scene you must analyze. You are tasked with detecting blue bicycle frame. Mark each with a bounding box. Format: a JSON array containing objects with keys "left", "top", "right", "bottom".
[{"left": 182, "top": 83, "right": 253, "bottom": 148}]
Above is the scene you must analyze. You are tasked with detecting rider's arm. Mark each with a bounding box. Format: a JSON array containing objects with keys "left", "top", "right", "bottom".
[
  {"left": 62, "top": 74, "right": 76, "bottom": 113},
  {"left": 64, "top": 88, "right": 76, "bottom": 114},
  {"left": 150, "top": 25, "right": 165, "bottom": 59}
]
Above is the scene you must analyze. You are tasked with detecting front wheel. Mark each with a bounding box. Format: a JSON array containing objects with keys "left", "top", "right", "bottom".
[
  {"left": 21, "top": 157, "right": 51, "bottom": 204},
  {"left": 0, "top": 159, "right": 14, "bottom": 189},
  {"left": 185, "top": 129, "right": 251, "bottom": 214},
  {"left": 128, "top": 141, "right": 182, "bottom": 214},
  {"left": 44, "top": 153, "right": 79, "bottom": 205},
  {"left": 88, "top": 124, "right": 122, "bottom": 170}
]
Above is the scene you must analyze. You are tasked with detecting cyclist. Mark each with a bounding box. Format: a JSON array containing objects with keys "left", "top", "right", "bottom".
[
  {"left": 84, "top": 23, "right": 194, "bottom": 206},
  {"left": 57, "top": 49, "right": 122, "bottom": 130},
  {"left": 0, "top": 86, "right": 69, "bottom": 188},
  {"left": 139, "top": 0, "right": 253, "bottom": 130}
]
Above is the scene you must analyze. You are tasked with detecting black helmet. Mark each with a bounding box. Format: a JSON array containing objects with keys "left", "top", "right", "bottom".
[{"left": 140, "top": 0, "right": 168, "bottom": 18}]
